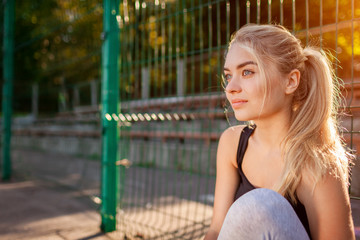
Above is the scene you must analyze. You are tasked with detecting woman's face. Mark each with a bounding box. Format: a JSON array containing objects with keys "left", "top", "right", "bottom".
[{"left": 223, "top": 44, "right": 290, "bottom": 122}]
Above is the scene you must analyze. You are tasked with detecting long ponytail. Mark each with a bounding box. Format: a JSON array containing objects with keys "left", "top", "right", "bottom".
[{"left": 277, "top": 47, "right": 350, "bottom": 202}]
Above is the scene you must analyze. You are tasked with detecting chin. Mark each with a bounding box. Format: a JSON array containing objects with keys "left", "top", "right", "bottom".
[{"left": 234, "top": 113, "right": 252, "bottom": 122}]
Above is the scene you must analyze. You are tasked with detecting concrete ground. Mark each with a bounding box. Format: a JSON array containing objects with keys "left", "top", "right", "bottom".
[
  {"left": 1, "top": 177, "right": 359, "bottom": 240},
  {"left": 0, "top": 177, "right": 111, "bottom": 240},
  {"left": 0, "top": 149, "right": 359, "bottom": 239},
  {"left": 1, "top": 178, "right": 359, "bottom": 240}
]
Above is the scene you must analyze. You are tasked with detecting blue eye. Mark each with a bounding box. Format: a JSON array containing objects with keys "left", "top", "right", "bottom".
[{"left": 242, "top": 70, "right": 253, "bottom": 76}]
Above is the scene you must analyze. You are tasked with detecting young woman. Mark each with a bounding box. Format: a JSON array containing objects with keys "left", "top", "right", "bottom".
[{"left": 204, "top": 24, "right": 355, "bottom": 240}]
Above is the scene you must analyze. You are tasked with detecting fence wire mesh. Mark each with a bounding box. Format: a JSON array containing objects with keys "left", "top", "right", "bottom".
[{"left": 113, "top": 0, "right": 360, "bottom": 239}]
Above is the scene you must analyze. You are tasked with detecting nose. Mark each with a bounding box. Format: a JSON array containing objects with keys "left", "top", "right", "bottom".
[{"left": 225, "top": 78, "right": 242, "bottom": 94}]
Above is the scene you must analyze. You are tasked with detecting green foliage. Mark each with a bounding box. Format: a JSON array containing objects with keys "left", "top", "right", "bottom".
[
  {"left": 1, "top": 0, "right": 359, "bottom": 113},
  {"left": 1, "top": 0, "right": 103, "bottom": 114}
]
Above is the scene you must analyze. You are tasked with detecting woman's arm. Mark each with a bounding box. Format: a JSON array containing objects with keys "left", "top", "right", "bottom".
[
  {"left": 204, "top": 126, "right": 244, "bottom": 240},
  {"left": 297, "top": 171, "right": 355, "bottom": 240}
]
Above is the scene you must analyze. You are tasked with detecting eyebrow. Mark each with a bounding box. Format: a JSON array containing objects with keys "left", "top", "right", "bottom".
[{"left": 223, "top": 61, "right": 258, "bottom": 72}]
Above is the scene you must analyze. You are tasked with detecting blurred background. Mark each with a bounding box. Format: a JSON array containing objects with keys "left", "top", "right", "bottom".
[{"left": 0, "top": 0, "right": 359, "bottom": 239}]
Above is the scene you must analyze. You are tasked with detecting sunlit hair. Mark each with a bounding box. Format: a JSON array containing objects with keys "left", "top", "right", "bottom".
[{"left": 228, "top": 24, "right": 352, "bottom": 203}]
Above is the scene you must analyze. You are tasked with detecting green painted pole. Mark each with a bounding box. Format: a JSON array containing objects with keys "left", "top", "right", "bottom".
[
  {"left": 100, "top": 0, "right": 120, "bottom": 232},
  {"left": 2, "top": 0, "right": 15, "bottom": 180}
]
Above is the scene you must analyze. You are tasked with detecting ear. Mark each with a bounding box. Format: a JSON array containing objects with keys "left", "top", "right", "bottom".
[{"left": 285, "top": 69, "right": 300, "bottom": 95}]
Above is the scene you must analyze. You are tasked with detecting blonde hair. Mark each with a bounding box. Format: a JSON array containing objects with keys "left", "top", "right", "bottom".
[{"left": 228, "top": 24, "right": 351, "bottom": 202}]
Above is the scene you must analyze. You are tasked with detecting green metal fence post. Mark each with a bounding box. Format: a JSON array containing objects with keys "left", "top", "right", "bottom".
[
  {"left": 100, "top": 0, "right": 120, "bottom": 232},
  {"left": 2, "top": 0, "right": 15, "bottom": 180}
]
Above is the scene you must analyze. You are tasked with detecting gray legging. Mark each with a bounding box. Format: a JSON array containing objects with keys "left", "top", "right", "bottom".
[{"left": 217, "top": 188, "right": 310, "bottom": 240}]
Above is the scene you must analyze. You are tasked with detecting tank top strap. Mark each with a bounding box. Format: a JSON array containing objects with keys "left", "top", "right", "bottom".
[{"left": 236, "top": 125, "right": 256, "bottom": 168}]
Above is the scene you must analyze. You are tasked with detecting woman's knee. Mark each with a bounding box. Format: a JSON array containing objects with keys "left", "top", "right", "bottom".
[
  {"left": 227, "top": 188, "right": 288, "bottom": 219},
  {"left": 219, "top": 189, "right": 309, "bottom": 240}
]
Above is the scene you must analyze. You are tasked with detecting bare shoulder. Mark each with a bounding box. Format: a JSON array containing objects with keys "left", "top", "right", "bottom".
[
  {"left": 297, "top": 169, "right": 354, "bottom": 239},
  {"left": 220, "top": 125, "right": 247, "bottom": 143},
  {"left": 297, "top": 169, "right": 349, "bottom": 205},
  {"left": 205, "top": 125, "right": 247, "bottom": 239},
  {"left": 217, "top": 125, "right": 247, "bottom": 168}
]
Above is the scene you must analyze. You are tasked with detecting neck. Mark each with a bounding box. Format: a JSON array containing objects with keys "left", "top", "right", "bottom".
[{"left": 251, "top": 110, "right": 292, "bottom": 150}]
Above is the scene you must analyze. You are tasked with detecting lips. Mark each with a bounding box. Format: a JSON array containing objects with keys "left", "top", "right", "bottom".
[{"left": 231, "top": 99, "right": 248, "bottom": 109}]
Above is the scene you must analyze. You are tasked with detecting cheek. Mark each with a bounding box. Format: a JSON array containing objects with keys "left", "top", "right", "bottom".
[
  {"left": 249, "top": 80, "right": 265, "bottom": 99},
  {"left": 263, "top": 86, "right": 288, "bottom": 112}
]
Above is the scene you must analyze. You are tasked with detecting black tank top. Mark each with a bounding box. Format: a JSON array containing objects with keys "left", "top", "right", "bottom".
[{"left": 234, "top": 126, "right": 312, "bottom": 238}]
